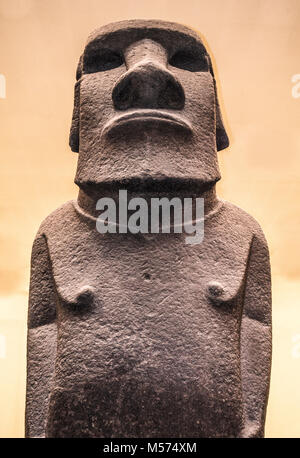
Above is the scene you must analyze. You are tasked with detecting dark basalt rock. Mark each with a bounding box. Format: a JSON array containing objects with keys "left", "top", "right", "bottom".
[{"left": 25, "top": 19, "right": 272, "bottom": 438}]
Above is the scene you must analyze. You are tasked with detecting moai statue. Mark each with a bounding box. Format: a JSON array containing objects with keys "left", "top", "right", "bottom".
[{"left": 26, "top": 20, "right": 272, "bottom": 438}]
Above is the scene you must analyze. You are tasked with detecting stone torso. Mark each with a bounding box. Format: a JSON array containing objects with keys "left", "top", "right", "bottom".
[{"left": 40, "top": 199, "right": 255, "bottom": 438}]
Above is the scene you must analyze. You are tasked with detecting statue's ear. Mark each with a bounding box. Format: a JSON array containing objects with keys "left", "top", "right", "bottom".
[
  {"left": 69, "top": 56, "right": 83, "bottom": 153},
  {"left": 207, "top": 55, "right": 229, "bottom": 151}
]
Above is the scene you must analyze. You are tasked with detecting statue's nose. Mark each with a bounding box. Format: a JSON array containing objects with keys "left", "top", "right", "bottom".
[{"left": 112, "top": 39, "right": 185, "bottom": 110}]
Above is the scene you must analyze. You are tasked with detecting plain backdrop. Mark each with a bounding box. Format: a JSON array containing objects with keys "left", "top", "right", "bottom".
[{"left": 0, "top": 0, "right": 299, "bottom": 437}]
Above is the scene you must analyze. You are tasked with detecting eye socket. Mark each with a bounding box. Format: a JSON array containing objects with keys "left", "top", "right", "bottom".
[
  {"left": 169, "top": 50, "right": 208, "bottom": 72},
  {"left": 83, "top": 49, "right": 124, "bottom": 73}
]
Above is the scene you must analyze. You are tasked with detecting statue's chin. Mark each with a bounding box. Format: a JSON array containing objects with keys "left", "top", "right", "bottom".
[
  {"left": 75, "top": 128, "right": 221, "bottom": 192},
  {"left": 76, "top": 176, "right": 219, "bottom": 196}
]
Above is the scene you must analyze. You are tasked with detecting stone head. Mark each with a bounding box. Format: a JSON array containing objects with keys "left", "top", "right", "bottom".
[{"left": 70, "top": 20, "right": 229, "bottom": 193}]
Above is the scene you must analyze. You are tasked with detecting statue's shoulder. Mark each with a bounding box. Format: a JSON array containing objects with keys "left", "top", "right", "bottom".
[
  {"left": 217, "top": 199, "right": 267, "bottom": 242},
  {"left": 36, "top": 200, "right": 79, "bottom": 238}
]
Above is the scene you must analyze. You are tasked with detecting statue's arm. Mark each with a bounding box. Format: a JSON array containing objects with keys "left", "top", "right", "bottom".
[
  {"left": 240, "top": 229, "right": 272, "bottom": 438},
  {"left": 25, "top": 232, "right": 57, "bottom": 438}
]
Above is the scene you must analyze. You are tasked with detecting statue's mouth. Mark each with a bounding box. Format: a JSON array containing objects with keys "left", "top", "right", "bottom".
[{"left": 101, "top": 109, "right": 193, "bottom": 137}]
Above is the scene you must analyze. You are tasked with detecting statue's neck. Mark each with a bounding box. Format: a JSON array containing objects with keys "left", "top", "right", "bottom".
[{"left": 76, "top": 184, "right": 219, "bottom": 220}]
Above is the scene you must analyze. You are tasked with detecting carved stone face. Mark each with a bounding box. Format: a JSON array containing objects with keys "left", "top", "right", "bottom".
[{"left": 70, "top": 20, "right": 229, "bottom": 192}]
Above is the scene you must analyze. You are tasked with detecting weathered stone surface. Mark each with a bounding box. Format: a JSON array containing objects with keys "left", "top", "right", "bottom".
[{"left": 26, "top": 19, "right": 271, "bottom": 438}]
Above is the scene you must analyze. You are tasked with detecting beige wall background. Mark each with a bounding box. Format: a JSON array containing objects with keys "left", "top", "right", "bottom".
[{"left": 0, "top": 0, "right": 299, "bottom": 438}]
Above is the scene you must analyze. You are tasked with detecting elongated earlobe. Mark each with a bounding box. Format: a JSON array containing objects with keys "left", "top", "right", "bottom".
[
  {"left": 69, "top": 56, "right": 83, "bottom": 153},
  {"left": 207, "top": 55, "right": 229, "bottom": 151}
]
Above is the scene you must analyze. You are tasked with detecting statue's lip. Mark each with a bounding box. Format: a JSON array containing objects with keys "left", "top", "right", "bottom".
[{"left": 101, "top": 110, "right": 192, "bottom": 136}]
